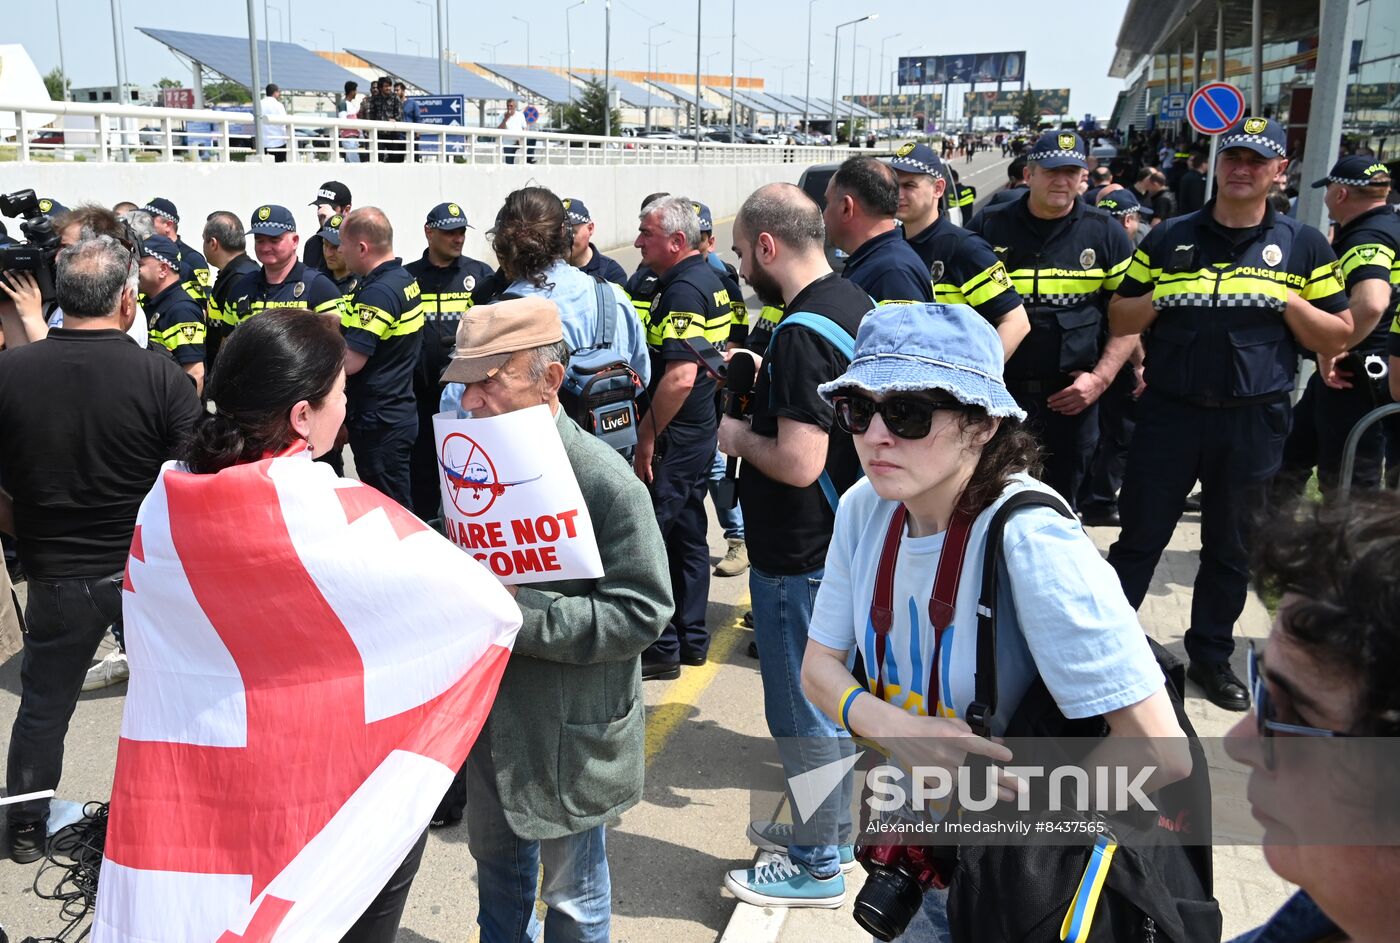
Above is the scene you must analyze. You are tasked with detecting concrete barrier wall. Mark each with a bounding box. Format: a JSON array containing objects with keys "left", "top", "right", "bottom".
[{"left": 12, "top": 161, "right": 811, "bottom": 265}]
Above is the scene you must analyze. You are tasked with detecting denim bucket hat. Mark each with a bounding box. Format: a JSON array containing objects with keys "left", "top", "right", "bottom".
[{"left": 818, "top": 302, "right": 1026, "bottom": 420}]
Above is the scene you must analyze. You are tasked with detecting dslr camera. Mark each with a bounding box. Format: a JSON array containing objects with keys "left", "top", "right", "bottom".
[{"left": 0, "top": 189, "right": 62, "bottom": 301}]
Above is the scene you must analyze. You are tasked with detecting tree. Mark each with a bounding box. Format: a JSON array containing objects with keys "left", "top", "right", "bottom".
[
  {"left": 1015, "top": 87, "right": 1040, "bottom": 130},
  {"left": 44, "top": 67, "right": 69, "bottom": 102},
  {"left": 557, "top": 79, "right": 621, "bottom": 137},
  {"left": 156, "top": 77, "right": 182, "bottom": 89},
  {"left": 204, "top": 80, "right": 252, "bottom": 104}
]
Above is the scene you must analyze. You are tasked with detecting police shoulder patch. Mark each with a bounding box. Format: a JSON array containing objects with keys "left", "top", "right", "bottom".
[
  {"left": 1358, "top": 246, "right": 1380, "bottom": 262},
  {"left": 180, "top": 323, "right": 198, "bottom": 339},
  {"left": 990, "top": 262, "right": 1011, "bottom": 288},
  {"left": 671, "top": 314, "right": 692, "bottom": 333}
]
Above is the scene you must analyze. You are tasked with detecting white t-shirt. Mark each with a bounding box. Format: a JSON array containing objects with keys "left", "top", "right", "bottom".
[
  {"left": 260, "top": 95, "right": 288, "bottom": 149},
  {"left": 501, "top": 110, "right": 527, "bottom": 146},
  {"left": 808, "top": 474, "right": 1161, "bottom": 733}
]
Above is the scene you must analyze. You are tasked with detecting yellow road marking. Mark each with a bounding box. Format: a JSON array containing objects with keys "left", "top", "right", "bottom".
[{"left": 645, "top": 598, "right": 750, "bottom": 766}]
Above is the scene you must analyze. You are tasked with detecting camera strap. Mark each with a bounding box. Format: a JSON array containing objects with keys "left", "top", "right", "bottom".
[{"left": 867, "top": 505, "right": 974, "bottom": 713}]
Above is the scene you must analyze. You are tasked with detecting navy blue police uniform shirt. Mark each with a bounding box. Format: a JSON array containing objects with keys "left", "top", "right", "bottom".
[
  {"left": 342, "top": 259, "right": 426, "bottom": 428},
  {"left": 1118, "top": 203, "right": 1349, "bottom": 402},
  {"left": 404, "top": 251, "right": 496, "bottom": 396},
  {"left": 144, "top": 281, "right": 206, "bottom": 366},
  {"left": 175, "top": 238, "right": 211, "bottom": 306},
  {"left": 905, "top": 214, "right": 1023, "bottom": 327},
  {"left": 580, "top": 246, "right": 628, "bottom": 287},
  {"left": 221, "top": 260, "right": 349, "bottom": 327},
  {"left": 970, "top": 196, "right": 1133, "bottom": 385},
  {"left": 1326, "top": 205, "right": 1400, "bottom": 356},
  {"left": 839, "top": 228, "right": 933, "bottom": 305},
  {"left": 643, "top": 255, "right": 730, "bottom": 434}
]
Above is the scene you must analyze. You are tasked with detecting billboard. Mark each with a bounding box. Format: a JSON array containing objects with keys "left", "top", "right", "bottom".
[
  {"left": 963, "top": 88, "right": 1070, "bottom": 117},
  {"left": 845, "top": 93, "right": 943, "bottom": 119},
  {"left": 898, "top": 51, "right": 1025, "bottom": 87}
]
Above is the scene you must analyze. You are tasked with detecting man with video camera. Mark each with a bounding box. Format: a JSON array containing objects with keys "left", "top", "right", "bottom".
[
  {"left": 717, "top": 182, "right": 869, "bottom": 907},
  {"left": 0, "top": 237, "right": 199, "bottom": 863}
]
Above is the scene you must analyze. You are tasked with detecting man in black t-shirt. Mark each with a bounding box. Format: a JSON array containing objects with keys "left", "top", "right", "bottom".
[
  {"left": 718, "top": 183, "right": 867, "bottom": 906},
  {"left": 0, "top": 238, "right": 199, "bottom": 861}
]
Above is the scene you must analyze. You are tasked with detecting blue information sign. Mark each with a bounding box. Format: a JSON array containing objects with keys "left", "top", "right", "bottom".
[
  {"left": 405, "top": 95, "right": 467, "bottom": 155},
  {"left": 1160, "top": 92, "right": 1187, "bottom": 121}
]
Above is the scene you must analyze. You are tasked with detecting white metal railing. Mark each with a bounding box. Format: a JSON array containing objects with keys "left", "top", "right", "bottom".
[{"left": 0, "top": 100, "right": 854, "bottom": 166}]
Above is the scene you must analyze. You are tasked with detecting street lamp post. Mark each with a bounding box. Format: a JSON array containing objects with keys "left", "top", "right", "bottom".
[
  {"left": 652, "top": 40, "right": 671, "bottom": 80},
  {"left": 320, "top": 27, "right": 335, "bottom": 52},
  {"left": 880, "top": 32, "right": 901, "bottom": 131},
  {"left": 831, "top": 14, "right": 875, "bottom": 142},
  {"left": 406, "top": 38, "right": 420, "bottom": 56},
  {"left": 604, "top": 0, "right": 613, "bottom": 138},
  {"left": 482, "top": 40, "right": 508, "bottom": 66},
  {"left": 382, "top": 21, "right": 399, "bottom": 56},
  {"left": 264, "top": 0, "right": 276, "bottom": 85},
  {"left": 511, "top": 15, "right": 532, "bottom": 68},
  {"left": 803, "top": 0, "right": 821, "bottom": 132},
  {"left": 415, "top": 0, "right": 435, "bottom": 61},
  {"left": 54, "top": 0, "right": 67, "bottom": 101},
  {"left": 566, "top": 0, "right": 588, "bottom": 104},
  {"left": 244, "top": 0, "right": 264, "bottom": 157},
  {"left": 695, "top": 0, "right": 702, "bottom": 154},
  {"left": 647, "top": 21, "right": 667, "bottom": 78}
]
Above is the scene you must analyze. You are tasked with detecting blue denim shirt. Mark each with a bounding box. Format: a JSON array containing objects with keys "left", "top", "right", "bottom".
[{"left": 1229, "top": 892, "right": 1343, "bottom": 943}]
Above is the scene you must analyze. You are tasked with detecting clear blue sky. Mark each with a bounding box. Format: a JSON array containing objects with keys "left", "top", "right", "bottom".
[{"left": 15, "top": 0, "right": 1131, "bottom": 117}]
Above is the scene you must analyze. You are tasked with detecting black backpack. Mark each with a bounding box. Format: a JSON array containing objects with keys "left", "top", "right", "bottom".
[
  {"left": 559, "top": 279, "right": 643, "bottom": 457},
  {"left": 945, "top": 491, "right": 1223, "bottom": 943}
]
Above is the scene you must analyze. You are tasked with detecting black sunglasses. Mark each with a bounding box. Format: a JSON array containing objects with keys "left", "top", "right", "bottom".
[
  {"left": 1247, "top": 642, "right": 1350, "bottom": 770},
  {"left": 831, "top": 392, "right": 965, "bottom": 440}
]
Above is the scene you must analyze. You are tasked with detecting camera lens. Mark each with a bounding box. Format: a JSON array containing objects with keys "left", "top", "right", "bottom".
[{"left": 852, "top": 867, "right": 926, "bottom": 941}]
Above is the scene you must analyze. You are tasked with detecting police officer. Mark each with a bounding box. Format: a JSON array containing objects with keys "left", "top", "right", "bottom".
[
  {"left": 822, "top": 156, "right": 932, "bottom": 305},
  {"left": 338, "top": 207, "right": 425, "bottom": 508},
  {"left": 694, "top": 201, "right": 750, "bottom": 346},
  {"left": 563, "top": 198, "right": 628, "bottom": 286},
  {"left": 305, "top": 181, "right": 352, "bottom": 274},
  {"left": 404, "top": 202, "right": 495, "bottom": 520},
  {"left": 1077, "top": 189, "right": 1153, "bottom": 526},
  {"left": 200, "top": 210, "right": 259, "bottom": 368},
  {"left": 1106, "top": 117, "right": 1352, "bottom": 710},
  {"left": 315, "top": 213, "right": 360, "bottom": 298},
  {"left": 889, "top": 141, "right": 1029, "bottom": 355},
  {"left": 624, "top": 191, "right": 673, "bottom": 328},
  {"left": 136, "top": 234, "right": 205, "bottom": 392},
  {"left": 221, "top": 205, "right": 348, "bottom": 331},
  {"left": 141, "top": 198, "right": 210, "bottom": 307},
  {"left": 632, "top": 194, "right": 731, "bottom": 679},
  {"left": 1276, "top": 157, "right": 1400, "bottom": 495},
  {"left": 948, "top": 167, "right": 976, "bottom": 215},
  {"left": 968, "top": 130, "right": 1136, "bottom": 508}
]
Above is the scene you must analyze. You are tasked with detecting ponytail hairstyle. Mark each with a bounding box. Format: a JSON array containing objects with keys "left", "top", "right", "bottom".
[
  {"left": 490, "top": 187, "right": 571, "bottom": 288},
  {"left": 182, "top": 309, "right": 346, "bottom": 474}
]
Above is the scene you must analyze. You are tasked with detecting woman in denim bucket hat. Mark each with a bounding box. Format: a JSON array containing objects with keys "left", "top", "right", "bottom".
[{"left": 799, "top": 303, "right": 1190, "bottom": 941}]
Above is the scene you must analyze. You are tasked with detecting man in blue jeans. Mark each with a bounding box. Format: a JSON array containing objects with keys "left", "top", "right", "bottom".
[
  {"left": 718, "top": 183, "right": 870, "bottom": 906},
  {"left": 0, "top": 236, "right": 199, "bottom": 862}
]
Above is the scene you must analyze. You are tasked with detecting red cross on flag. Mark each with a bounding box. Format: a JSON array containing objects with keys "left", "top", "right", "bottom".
[{"left": 92, "top": 451, "right": 521, "bottom": 941}]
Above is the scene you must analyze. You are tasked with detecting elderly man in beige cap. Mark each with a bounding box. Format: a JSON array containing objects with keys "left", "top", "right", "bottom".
[{"left": 437, "top": 296, "right": 672, "bottom": 941}]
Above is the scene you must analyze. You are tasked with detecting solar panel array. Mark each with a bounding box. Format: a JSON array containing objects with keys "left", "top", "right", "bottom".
[
  {"left": 476, "top": 64, "right": 580, "bottom": 105},
  {"left": 139, "top": 28, "right": 362, "bottom": 94},
  {"left": 706, "top": 86, "right": 795, "bottom": 118},
  {"left": 570, "top": 74, "right": 676, "bottom": 110},
  {"left": 345, "top": 49, "right": 511, "bottom": 100},
  {"left": 647, "top": 80, "right": 718, "bottom": 110}
]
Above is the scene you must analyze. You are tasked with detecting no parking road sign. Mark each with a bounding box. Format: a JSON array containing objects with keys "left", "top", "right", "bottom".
[
  {"left": 1187, "top": 82, "right": 1246, "bottom": 136},
  {"left": 523, "top": 105, "right": 539, "bottom": 125}
]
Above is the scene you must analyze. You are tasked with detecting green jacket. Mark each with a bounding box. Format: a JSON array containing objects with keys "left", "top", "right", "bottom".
[{"left": 473, "top": 407, "right": 673, "bottom": 840}]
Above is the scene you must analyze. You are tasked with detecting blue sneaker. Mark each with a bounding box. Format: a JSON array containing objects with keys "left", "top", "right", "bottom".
[
  {"left": 747, "top": 820, "right": 858, "bottom": 873},
  {"left": 724, "top": 852, "right": 846, "bottom": 908}
]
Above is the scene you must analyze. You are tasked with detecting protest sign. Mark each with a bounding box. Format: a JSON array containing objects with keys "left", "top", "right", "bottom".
[{"left": 433, "top": 405, "right": 604, "bottom": 584}]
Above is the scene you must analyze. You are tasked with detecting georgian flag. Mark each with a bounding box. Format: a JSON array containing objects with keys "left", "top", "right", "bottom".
[{"left": 93, "top": 451, "right": 521, "bottom": 941}]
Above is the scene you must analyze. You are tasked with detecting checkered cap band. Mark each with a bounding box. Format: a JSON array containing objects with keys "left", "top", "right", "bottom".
[
  {"left": 1328, "top": 175, "right": 1391, "bottom": 187},
  {"left": 142, "top": 204, "right": 177, "bottom": 223},
  {"left": 890, "top": 156, "right": 945, "bottom": 179},
  {"left": 1220, "top": 132, "right": 1286, "bottom": 157},
  {"left": 1028, "top": 148, "right": 1087, "bottom": 163}
]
